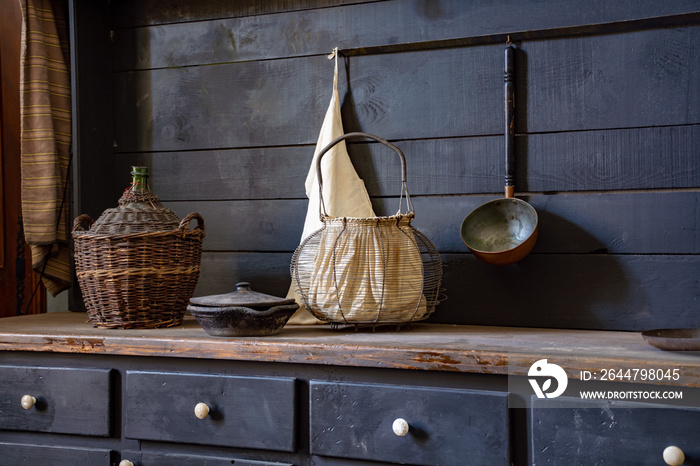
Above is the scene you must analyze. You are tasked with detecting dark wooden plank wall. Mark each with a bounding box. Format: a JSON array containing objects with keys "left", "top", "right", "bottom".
[{"left": 70, "top": 0, "right": 700, "bottom": 330}]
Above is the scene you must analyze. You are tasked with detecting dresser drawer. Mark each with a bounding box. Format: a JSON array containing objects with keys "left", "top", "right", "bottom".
[
  {"left": 0, "top": 443, "right": 112, "bottom": 465},
  {"left": 310, "top": 381, "right": 510, "bottom": 465},
  {"left": 0, "top": 366, "right": 112, "bottom": 436},
  {"left": 125, "top": 371, "right": 296, "bottom": 451},
  {"left": 532, "top": 397, "right": 700, "bottom": 465},
  {"left": 120, "top": 450, "right": 292, "bottom": 466}
]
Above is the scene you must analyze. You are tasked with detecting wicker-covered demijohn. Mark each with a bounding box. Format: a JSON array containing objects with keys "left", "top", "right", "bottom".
[
  {"left": 72, "top": 167, "right": 205, "bottom": 329},
  {"left": 291, "top": 132, "right": 443, "bottom": 326}
]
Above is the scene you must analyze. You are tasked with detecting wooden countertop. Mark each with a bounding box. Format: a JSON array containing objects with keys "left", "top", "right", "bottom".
[{"left": 1, "top": 312, "right": 699, "bottom": 388}]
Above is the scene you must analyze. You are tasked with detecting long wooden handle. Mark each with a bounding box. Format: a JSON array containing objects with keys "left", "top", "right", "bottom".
[{"left": 504, "top": 45, "right": 515, "bottom": 199}]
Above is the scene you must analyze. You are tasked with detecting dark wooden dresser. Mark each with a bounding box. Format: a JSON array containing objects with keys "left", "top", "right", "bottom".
[{"left": 1, "top": 312, "right": 699, "bottom": 465}]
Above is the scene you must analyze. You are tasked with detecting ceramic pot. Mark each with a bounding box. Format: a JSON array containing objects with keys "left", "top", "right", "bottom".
[{"left": 187, "top": 282, "right": 299, "bottom": 336}]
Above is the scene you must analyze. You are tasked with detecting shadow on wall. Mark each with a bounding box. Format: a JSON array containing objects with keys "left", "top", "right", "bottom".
[{"left": 432, "top": 209, "right": 637, "bottom": 331}]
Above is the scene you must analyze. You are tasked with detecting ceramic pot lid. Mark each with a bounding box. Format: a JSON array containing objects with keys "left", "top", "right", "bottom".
[{"left": 189, "top": 282, "right": 296, "bottom": 308}]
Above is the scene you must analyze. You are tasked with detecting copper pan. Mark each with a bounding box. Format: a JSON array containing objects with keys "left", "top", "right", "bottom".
[{"left": 460, "top": 44, "right": 538, "bottom": 265}]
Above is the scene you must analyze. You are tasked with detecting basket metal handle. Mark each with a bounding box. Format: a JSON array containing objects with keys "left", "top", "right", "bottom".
[{"left": 315, "top": 132, "right": 412, "bottom": 217}]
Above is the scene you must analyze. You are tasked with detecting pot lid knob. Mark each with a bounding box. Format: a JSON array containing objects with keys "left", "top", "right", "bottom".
[{"left": 236, "top": 282, "right": 251, "bottom": 291}]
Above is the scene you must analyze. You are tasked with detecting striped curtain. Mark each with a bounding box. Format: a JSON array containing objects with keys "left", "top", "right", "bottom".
[{"left": 19, "top": 0, "right": 71, "bottom": 296}]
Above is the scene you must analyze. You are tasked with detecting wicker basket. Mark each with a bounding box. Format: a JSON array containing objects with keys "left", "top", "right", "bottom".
[
  {"left": 90, "top": 190, "right": 182, "bottom": 234},
  {"left": 291, "top": 132, "right": 443, "bottom": 326},
  {"left": 72, "top": 181, "right": 205, "bottom": 329}
]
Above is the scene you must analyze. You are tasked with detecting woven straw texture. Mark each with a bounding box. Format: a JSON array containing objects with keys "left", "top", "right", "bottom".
[
  {"left": 72, "top": 202, "right": 205, "bottom": 329},
  {"left": 90, "top": 191, "right": 181, "bottom": 235}
]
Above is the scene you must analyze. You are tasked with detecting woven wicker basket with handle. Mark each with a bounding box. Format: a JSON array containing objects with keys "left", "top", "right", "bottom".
[{"left": 72, "top": 168, "right": 205, "bottom": 329}]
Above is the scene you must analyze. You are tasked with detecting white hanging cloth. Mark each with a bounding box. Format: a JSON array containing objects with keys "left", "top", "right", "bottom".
[{"left": 286, "top": 48, "right": 375, "bottom": 324}]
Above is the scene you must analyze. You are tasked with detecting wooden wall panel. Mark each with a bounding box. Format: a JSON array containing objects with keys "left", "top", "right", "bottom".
[
  {"left": 436, "top": 253, "right": 700, "bottom": 330},
  {"left": 70, "top": 0, "right": 116, "bottom": 220},
  {"left": 196, "top": 252, "right": 294, "bottom": 298},
  {"left": 378, "top": 192, "right": 700, "bottom": 256},
  {"left": 110, "top": 0, "right": 368, "bottom": 28},
  {"left": 112, "top": 0, "right": 700, "bottom": 69},
  {"left": 113, "top": 138, "right": 501, "bottom": 201},
  {"left": 73, "top": 0, "right": 700, "bottom": 330},
  {"left": 518, "top": 28, "right": 700, "bottom": 132},
  {"left": 113, "top": 56, "right": 331, "bottom": 152},
  {"left": 168, "top": 200, "right": 306, "bottom": 252},
  {"left": 164, "top": 191, "right": 700, "bottom": 255},
  {"left": 112, "top": 46, "right": 503, "bottom": 153},
  {"left": 115, "top": 146, "right": 312, "bottom": 200},
  {"left": 113, "top": 27, "right": 700, "bottom": 153},
  {"left": 520, "top": 126, "right": 700, "bottom": 192},
  {"left": 115, "top": 124, "right": 700, "bottom": 202}
]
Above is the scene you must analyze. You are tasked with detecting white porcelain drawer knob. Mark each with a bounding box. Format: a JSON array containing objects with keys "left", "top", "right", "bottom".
[
  {"left": 663, "top": 445, "right": 685, "bottom": 466},
  {"left": 21, "top": 395, "right": 36, "bottom": 410},
  {"left": 392, "top": 418, "right": 409, "bottom": 436},
  {"left": 194, "top": 402, "right": 210, "bottom": 419},
  {"left": 119, "top": 460, "right": 134, "bottom": 466}
]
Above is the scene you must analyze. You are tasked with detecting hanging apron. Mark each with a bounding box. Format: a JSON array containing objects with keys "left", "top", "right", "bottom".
[{"left": 286, "top": 49, "right": 375, "bottom": 325}]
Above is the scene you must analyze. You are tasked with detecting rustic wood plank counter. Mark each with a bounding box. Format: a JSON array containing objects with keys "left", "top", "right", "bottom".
[{"left": 1, "top": 311, "right": 698, "bottom": 387}]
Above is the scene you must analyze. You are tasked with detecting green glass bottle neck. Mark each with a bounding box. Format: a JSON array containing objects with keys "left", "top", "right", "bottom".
[{"left": 130, "top": 166, "right": 151, "bottom": 193}]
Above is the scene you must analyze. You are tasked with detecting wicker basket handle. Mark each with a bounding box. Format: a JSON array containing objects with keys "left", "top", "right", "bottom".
[
  {"left": 179, "top": 212, "right": 206, "bottom": 238},
  {"left": 72, "top": 214, "right": 94, "bottom": 233},
  {"left": 315, "top": 132, "right": 412, "bottom": 217}
]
